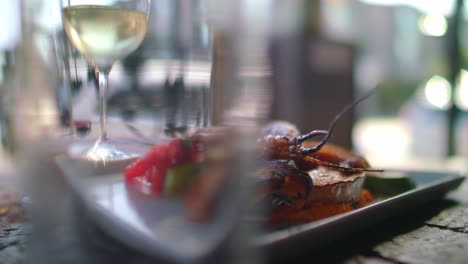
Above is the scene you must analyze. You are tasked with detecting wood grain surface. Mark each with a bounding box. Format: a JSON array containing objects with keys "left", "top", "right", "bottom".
[{"left": 1, "top": 175, "right": 467, "bottom": 264}]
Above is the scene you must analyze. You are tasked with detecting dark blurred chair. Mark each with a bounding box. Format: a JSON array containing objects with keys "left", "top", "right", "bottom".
[{"left": 269, "top": 30, "right": 355, "bottom": 149}]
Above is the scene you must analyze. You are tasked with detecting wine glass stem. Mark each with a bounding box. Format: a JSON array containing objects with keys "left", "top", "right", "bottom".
[{"left": 97, "top": 69, "right": 110, "bottom": 141}]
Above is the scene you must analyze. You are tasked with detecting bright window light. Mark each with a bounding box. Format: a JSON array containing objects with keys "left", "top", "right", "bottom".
[
  {"left": 359, "top": 0, "right": 455, "bottom": 17},
  {"left": 353, "top": 118, "right": 410, "bottom": 167},
  {"left": 455, "top": 70, "right": 468, "bottom": 110},
  {"left": 359, "top": 0, "right": 402, "bottom": 6},
  {"left": 424, "top": 75, "right": 452, "bottom": 110},
  {"left": 0, "top": 2, "right": 21, "bottom": 50},
  {"left": 418, "top": 14, "right": 447, "bottom": 37}
]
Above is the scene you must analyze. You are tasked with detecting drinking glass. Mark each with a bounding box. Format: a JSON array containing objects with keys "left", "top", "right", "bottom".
[
  {"left": 61, "top": 0, "right": 151, "bottom": 162},
  {"left": 13, "top": 0, "right": 274, "bottom": 263}
]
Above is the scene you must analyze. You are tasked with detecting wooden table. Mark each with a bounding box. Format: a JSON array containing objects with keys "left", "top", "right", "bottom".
[{"left": 1, "top": 172, "right": 467, "bottom": 264}]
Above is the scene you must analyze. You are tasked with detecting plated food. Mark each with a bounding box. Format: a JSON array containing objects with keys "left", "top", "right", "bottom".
[
  {"left": 123, "top": 118, "right": 381, "bottom": 229},
  {"left": 256, "top": 139, "right": 374, "bottom": 228},
  {"left": 123, "top": 88, "right": 384, "bottom": 228},
  {"left": 253, "top": 120, "right": 379, "bottom": 228}
]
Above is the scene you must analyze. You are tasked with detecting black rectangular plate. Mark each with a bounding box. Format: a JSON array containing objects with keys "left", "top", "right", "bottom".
[
  {"left": 57, "top": 158, "right": 465, "bottom": 263},
  {"left": 253, "top": 170, "right": 465, "bottom": 259}
]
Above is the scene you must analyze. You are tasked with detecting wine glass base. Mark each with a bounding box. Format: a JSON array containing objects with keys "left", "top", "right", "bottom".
[{"left": 68, "top": 139, "right": 147, "bottom": 163}]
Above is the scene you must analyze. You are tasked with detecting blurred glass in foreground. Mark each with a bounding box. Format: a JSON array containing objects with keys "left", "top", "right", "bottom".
[{"left": 10, "top": 0, "right": 276, "bottom": 263}]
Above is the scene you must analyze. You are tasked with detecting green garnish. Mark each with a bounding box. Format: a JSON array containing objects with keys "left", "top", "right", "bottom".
[
  {"left": 164, "top": 164, "right": 200, "bottom": 196},
  {"left": 365, "top": 173, "right": 416, "bottom": 197}
]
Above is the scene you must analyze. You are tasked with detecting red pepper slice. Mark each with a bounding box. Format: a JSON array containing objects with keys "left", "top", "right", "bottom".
[
  {"left": 124, "top": 156, "right": 152, "bottom": 180},
  {"left": 146, "top": 145, "right": 170, "bottom": 194},
  {"left": 125, "top": 138, "right": 199, "bottom": 194}
]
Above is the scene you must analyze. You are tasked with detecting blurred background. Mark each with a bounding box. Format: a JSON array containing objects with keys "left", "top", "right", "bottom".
[
  {"left": 0, "top": 1, "right": 466, "bottom": 263},
  {"left": 0, "top": 0, "right": 467, "bottom": 172},
  {"left": 269, "top": 0, "right": 468, "bottom": 171}
]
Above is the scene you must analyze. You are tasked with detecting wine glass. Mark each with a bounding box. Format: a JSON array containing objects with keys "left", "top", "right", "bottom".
[{"left": 61, "top": 0, "right": 151, "bottom": 162}]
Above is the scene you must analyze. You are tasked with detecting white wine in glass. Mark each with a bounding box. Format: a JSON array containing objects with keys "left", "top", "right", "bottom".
[
  {"left": 62, "top": 6, "right": 148, "bottom": 69},
  {"left": 62, "top": 1, "right": 150, "bottom": 162}
]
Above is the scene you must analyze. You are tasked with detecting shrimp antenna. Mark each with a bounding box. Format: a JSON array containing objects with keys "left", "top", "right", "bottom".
[{"left": 300, "top": 87, "right": 379, "bottom": 155}]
